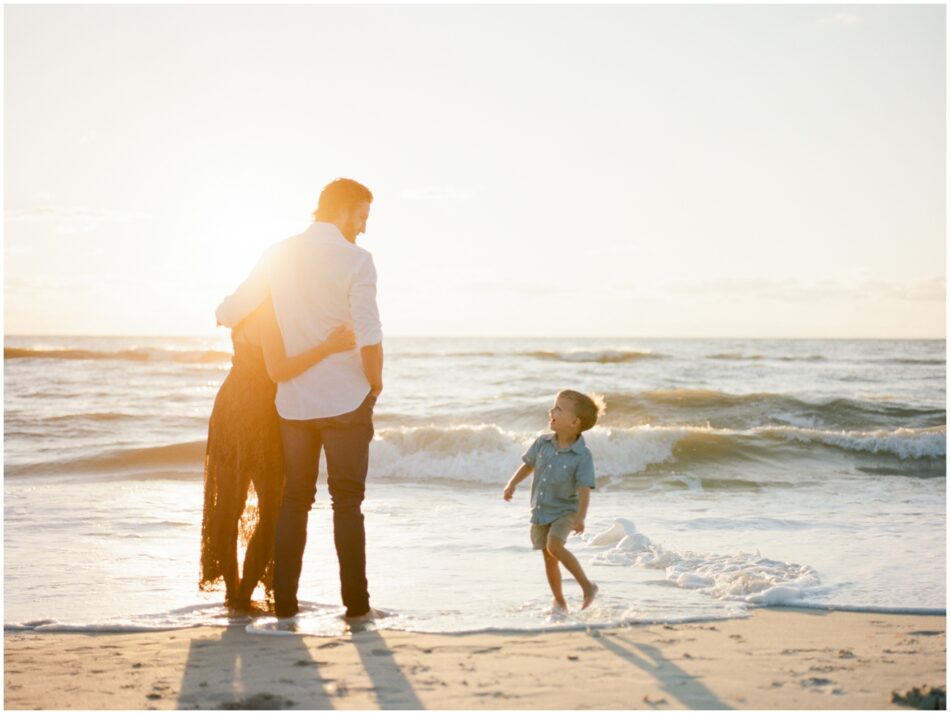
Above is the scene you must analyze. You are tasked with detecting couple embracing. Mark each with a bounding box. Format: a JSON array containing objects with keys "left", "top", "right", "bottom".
[{"left": 199, "top": 178, "right": 382, "bottom": 621}]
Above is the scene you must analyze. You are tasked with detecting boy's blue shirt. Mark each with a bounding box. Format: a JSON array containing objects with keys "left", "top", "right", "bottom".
[{"left": 521, "top": 433, "right": 596, "bottom": 525}]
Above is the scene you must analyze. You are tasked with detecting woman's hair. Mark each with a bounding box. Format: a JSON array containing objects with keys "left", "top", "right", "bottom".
[
  {"left": 312, "top": 178, "right": 374, "bottom": 221},
  {"left": 558, "top": 390, "right": 606, "bottom": 432}
]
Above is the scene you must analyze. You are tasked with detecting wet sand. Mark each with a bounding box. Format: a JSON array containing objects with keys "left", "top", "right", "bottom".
[{"left": 4, "top": 608, "right": 945, "bottom": 709}]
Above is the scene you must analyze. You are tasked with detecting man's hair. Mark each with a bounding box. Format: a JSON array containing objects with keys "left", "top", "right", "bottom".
[
  {"left": 558, "top": 390, "right": 606, "bottom": 432},
  {"left": 313, "top": 178, "right": 374, "bottom": 221}
]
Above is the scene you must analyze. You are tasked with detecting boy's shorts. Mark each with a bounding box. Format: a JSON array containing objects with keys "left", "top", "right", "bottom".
[{"left": 531, "top": 513, "right": 577, "bottom": 550}]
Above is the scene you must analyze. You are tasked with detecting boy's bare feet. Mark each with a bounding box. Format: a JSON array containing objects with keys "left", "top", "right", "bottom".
[
  {"left": 582, "top": 582, "right": 599, "bottom": 610},
  {"left": 548, "top": 598, "right": 568, "bottom": 615}
]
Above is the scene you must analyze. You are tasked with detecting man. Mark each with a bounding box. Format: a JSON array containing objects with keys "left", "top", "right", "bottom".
[{"left": 216, "top": 178, "right": 383, "bottom": 619}]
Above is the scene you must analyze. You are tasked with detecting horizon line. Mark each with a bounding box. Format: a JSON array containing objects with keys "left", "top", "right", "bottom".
[{"left": 4, "top": 333, "right": 947, "bottom": 341}]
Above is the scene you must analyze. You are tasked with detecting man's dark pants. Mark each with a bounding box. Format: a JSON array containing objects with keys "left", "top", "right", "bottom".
[{"left": 273, "top": 392, "right": 375, "bottom": 618}]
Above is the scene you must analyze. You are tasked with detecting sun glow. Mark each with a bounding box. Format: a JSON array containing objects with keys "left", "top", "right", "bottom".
[{"left": 5, "top": 5, "right": 945, "bottom": 338}]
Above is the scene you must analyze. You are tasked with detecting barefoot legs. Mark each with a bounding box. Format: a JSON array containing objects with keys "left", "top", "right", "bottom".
[
  {"left": 542, "top": 549, "right": 568, "bottom": 611},
  {"left": 545, "top": 537, "right": 598, "bottom": 610}
]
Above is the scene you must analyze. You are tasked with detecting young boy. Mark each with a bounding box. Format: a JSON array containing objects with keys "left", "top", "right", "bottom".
[{"left": 504, "top": 390, "right": 605, "bottom": 612}]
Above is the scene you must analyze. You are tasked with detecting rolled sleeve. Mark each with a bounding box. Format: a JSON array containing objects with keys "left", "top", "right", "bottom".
[
  {"left": 576, "top": 452, "right": 596, "bottom": 490},
  {"left": 521, "top": 436, "right": 542, "bottom": 467},
  {"left": 350, "top": 254, "right": 383, "bottom": 347},
  {"left": 215, "top": 246, "right": 274, "bottom": 327}
]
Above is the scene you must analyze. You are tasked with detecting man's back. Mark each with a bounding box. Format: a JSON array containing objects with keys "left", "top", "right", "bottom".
[{"left": 266, "top": 221, "right": 382, "bottom": 420}]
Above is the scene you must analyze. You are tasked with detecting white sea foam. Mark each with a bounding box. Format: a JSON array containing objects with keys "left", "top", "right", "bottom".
[
  {"left": 591, "top": 519, "right": 822, "bottom": 606},
  {"left": 588, "top": 518, "right": 637, "bottom": 545}
]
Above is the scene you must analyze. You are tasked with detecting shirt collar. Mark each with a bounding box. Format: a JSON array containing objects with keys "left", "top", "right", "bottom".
[
  {"left": 542, "top": 433, "right": 586, "bottom": 453},
  {"left": 308, "top": 221, "right": 348, "bottom": 243}
]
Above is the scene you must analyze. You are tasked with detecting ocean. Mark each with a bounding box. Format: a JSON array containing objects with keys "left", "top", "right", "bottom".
[{"left": 4, "top": 336, "right": 946, "bottom": 636}]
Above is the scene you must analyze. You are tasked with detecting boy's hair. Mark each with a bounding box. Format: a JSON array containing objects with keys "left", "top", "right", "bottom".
[
  {"left": 558, "top": 390, "right": 606, "bottom": 432},
  {"left": 313, "top": 178, "right": 374, "bottom": 221}
]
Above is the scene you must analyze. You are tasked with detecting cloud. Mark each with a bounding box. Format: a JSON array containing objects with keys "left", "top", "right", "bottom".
[
  {"left": 5, "top": 207, "right": 152, "bottom": 224},
  {"left": 819, "top": 11, "right": 858, "bottom": 26},
  {"left": 399, "top": 187, "right": 475, "bottom": 202},
  {"left": 661, "top": 276, "right": 944, "bottom": 303},
  {"left": 5, "top": 206, "right": 152, "bottom": 235},
  {"left": 864, "top": 276, "right": 945, "bottom": 302}
]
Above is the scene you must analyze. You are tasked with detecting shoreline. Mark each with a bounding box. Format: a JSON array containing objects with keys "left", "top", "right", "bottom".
[{"left": 5, "top": 608, "right": 945, "bottom": 710}]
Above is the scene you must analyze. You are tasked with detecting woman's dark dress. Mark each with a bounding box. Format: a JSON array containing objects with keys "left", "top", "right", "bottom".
[{"left": 199, "top": 334, "right": 283, "bottom": 605}]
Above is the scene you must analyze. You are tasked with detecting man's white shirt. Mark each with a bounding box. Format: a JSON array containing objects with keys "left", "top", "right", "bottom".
[{"left": 216, "top": 222, "right": 383, "bottom": 420}]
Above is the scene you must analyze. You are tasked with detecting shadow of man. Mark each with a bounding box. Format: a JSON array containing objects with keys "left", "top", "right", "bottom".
[
  {"left": 178, "top": 623, "right": 335, "bottom": 709},
  {"left": 349, "top": 628, "right": 424, "bottom": 709},
  {"left": 589, "top": 630, "right": 733, "bottom": 710}
]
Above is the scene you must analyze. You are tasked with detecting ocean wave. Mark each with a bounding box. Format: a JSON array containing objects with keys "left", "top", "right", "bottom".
[
  {"left": 369, "top": 423, "right": 945, "bottom": 485},
  {"left": 367, "top": 424, "right": 780, "bottom": 484},
  {"left": 395, "top": 351, "right": 500, "bottom": 359},
  {"left": 4, "top": 347, "right": 231, "bottom": 364},
  {"left": 708, "top": 353, "right": 826, "bottom": 363},
  {"left": 526, "top": 349, "right": 663, "bottom": 364},
  {"left": 762, "top": 425, "right": 947, "bottom": 460},
  {"left": 5, "top": 603, "right": 236, "bottom": 633},
  {"left": 43, "top": 412, "right": 141, "bottom": 423},
  {"left": 4, "top": 620, "right": 191, "bottom": 633},
  {"left": 7, "top": 422, "right": 944, "bottom": 482},
  {"left": 394, "top": 348, "right": 665, "bottom": 363},
  {"left": 604, "top": 390, "right": 945, "bottom": 430},
  {"left": 5, "top": 440, "right": 206, "bottom": 477}
]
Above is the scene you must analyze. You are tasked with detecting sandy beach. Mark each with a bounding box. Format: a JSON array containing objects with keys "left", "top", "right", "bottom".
[{"left": 4, "top": 608, "right": 944, "bottom": 710}]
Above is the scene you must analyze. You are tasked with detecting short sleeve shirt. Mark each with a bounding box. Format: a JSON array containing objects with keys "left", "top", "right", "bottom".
[{"left": 521, "top": 433, "right": 596, "bottom": 525}]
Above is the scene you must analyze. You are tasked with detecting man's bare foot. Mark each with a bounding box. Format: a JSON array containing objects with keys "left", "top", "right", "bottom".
[
  {"left": 582, "top": 582, "right": 599, "bottom": 610},
  {"left": 344, "top": 607, "right": 392, "bottom": 623}
]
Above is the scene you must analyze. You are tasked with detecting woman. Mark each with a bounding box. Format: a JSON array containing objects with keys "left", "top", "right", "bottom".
[{"left": 199, "top": 296, "right": 355, "bottom": 611}]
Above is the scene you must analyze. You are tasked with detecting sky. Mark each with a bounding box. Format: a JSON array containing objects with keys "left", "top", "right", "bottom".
[{"left": 4, "top": 4, "right": 946, "bottom": 338}]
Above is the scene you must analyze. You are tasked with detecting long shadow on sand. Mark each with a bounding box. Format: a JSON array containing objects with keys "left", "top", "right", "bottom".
[
  {"left": 178, "top": 623, "right": 334, "bottom": 709},
  {"left": 349, "top": 627, "right": 424, "bottom": 709},
  {"left": 588, "top": 630, "right": 732, "bottom": 710}
]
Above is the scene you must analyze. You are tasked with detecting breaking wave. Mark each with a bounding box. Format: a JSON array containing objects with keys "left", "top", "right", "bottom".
[{"left": 8, "top": 422, "right": 943, "bottom": 483}]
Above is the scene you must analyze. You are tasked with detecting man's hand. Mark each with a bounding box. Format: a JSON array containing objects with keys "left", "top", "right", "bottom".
[
  {"left": 572, "top": 517, "right": 586, "bottom": 534},
  {"left": 370, "top": 382, "right": 383, "bottom": 398},
  {"left": 503, "top": 483, "right": 516, "bottom": 501}
]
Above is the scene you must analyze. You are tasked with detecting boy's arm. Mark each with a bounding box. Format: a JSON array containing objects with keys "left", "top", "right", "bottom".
[
  {"left": 573, "top": 486, "right": 592, "bottom": 533},
  {"left": 503, "top": 463, "right": 533, "bottom": 501}
]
